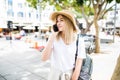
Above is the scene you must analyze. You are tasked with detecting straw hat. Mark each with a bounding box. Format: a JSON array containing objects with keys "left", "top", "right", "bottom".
[{"left": 50, "top": 10, "right": 79, "bottom": 32}]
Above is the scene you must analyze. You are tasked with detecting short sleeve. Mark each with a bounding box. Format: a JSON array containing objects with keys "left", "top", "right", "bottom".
[{"left": 77, "top": 36, "right": 86, "bottom": 59}]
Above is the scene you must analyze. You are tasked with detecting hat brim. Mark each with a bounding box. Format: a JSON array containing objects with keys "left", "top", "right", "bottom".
[
  {"left": 50, "top": 11, "right": 74, "bottom": 24},
  {"left": 50, "top": 10, "right": 79, "bottom": 32}
]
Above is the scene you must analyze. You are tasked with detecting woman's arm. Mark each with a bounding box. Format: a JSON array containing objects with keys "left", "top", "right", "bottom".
[
  {"left": 41, "top": 32, "right": 57, "bottom": 61},
  {"left": 71, "top": 58, "right": 83, "bottom": 80}
]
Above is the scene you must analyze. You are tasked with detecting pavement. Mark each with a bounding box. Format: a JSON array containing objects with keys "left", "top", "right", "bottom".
[
  {"left": 0, "top": 35, "right": 120, "bottom": 80},
  {"left": 91, "top": 36, "right": 120, "bottom": 80},
  {"left": 0, "top": 36, "right": 50, "bottom": 80}
]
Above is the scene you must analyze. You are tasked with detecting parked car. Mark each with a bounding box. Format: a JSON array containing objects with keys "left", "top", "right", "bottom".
[
  {"left": 99, "top": 32, "right": 113, "bottom": 43},
  {"left": 80, "top": 34, "right": 95, "bottom": 54}
]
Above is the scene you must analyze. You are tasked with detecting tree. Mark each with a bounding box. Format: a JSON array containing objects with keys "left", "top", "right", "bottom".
[
  {"left": 26, "top": 0, "right": 120, "bottom": 53},
  {"left": 74, "top": 0, "right": 120, "bottom": 53},
  {"left": 111, "top": 54, "right": 120, "bottom": 80}
]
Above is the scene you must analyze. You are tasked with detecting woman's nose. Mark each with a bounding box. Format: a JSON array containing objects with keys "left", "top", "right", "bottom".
[{"left": 57, "top": 21, "right": 61, "bottom": 25}]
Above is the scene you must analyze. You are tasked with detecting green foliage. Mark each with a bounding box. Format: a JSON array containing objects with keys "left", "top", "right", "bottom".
[
  {"left": 26, "top": 0, "right": 120, "bottom": 18},
  {"left": 76, "top": 0, "right": 88, "bottom": 6},
  {"left": 106, "top": 0, "right": 113, "bottom": 3},
  {"left": 26, "top": 0, "right": 37, "bottom": 9},
  {"left": 57, "top": 0, "right": 64, "bottom": 3},
  {"left": 72, "top": 10, "right": 82, "bottom": 18},
  {"left": 55, "top": 4, "right": 62, "bottom": 11},
  {"left": 107, "top": 0, "right": 120, "bottom": 3},
  {"left": 76, "top": 0, "right": 84, "bottom": 6},
  {"left": 116, "top": 0, "right": 120, "bottom": 3}
]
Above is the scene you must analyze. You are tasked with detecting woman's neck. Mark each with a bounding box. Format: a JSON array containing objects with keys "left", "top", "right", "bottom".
[{"left": 61, "top": 32, "right": 65, "bottom": 39}]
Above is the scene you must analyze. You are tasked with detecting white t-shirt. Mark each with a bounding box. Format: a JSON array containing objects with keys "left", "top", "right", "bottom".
[{"left": 50, "top": 36, "right": 86, "bottom": 72}]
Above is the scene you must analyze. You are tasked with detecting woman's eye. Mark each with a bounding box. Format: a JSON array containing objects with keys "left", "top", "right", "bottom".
[{"left": 60, "top": 19, "right": 64, "bottom": 21}]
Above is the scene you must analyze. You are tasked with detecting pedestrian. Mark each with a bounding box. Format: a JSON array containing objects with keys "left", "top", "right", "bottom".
[{"left": 41, "top": 10, "right": 86, "bottom": 80}]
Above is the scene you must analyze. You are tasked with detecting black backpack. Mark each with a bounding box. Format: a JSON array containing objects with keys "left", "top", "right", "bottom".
[{"left": 75, "top": 35, "right": 93, "bottom": 80}]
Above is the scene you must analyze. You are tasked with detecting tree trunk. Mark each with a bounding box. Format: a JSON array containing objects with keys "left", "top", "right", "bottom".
[
  {"left": 94, "top": 17, "right": 100, "bottom": 53},
  {"left": 84, "top": 22, "right": 93, "bottom": 34},
  {"left": 111, "top": 54, "right": 120, "bottom": 80}
]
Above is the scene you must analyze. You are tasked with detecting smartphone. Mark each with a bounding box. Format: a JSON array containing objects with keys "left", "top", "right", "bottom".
[{"left": 53, "top": 24, "right": 59, "bottom": 32}]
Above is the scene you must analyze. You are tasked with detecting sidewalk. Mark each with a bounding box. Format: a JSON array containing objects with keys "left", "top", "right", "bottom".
[
  {"left": 0, "top": 37, "right": 50, "bottom": 80},
  {"left": 91, "top": 37, "right": 120, "bottom": 80},
  {"left": 0, "top": 36, "right": 120, "bottom": 80}
]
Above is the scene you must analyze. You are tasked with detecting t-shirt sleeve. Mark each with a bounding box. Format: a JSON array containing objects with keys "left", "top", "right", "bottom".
[{"left": 77, "top": 36, "right": 86, "bottom": 59}]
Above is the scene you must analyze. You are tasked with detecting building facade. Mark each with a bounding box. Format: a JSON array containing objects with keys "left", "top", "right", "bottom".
[
  {"left": 105, "top": 6, "right": 120, "bottom": 35},
  {"left": 0, "top": 0, "right": 54, "bottom": 32}
]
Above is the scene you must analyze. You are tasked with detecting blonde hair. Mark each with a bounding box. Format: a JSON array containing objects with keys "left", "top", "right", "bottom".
[{"left": 56, "top": 15, "right": 77, "bottom": 44}]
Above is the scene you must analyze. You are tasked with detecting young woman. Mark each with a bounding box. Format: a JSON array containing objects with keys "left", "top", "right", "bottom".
[{"left": 41, "top": 10, "right": 86, "bottom": 80}]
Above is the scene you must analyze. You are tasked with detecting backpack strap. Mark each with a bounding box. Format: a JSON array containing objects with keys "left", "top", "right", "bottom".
[{"left": 75, "top": 34, "right": 79, "bottom": 62}]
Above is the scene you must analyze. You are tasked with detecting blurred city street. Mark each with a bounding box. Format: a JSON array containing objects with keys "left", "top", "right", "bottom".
[
  {"left": 91, "top": 36, "right": 120, "bottom": 80},
  {"left": 0, "top": 35, "right": 50, "bottom": 80},
  {"left": 0, "top": 0, "right": 120, "bottom": 80},
  {"left": 0, "top": 34, "right": 120, "bottom": 80}
]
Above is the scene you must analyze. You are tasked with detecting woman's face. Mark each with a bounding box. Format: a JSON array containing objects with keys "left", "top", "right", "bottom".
[{"left": 56, "top": 15, "right": 66, "bottom": 32}]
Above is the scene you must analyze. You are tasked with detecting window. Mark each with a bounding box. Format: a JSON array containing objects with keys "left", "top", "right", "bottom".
[
  {"left": 29, "top": 13, "right": 31, "bottom": 18},
  {"left": 36, "top": 14, "right": 38, "bottom": 19},
  {"left": 7, "top": 10, "right": 14, "bottom": 17},
  {"left": 18, "top": 3, "right": 22, "bottom": 8},
  {"left": 8, "top": 0, "right": 13, "bottom": 6},
  {"left": 17, "top": 12, "right": 24, "bottom": 17}
]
